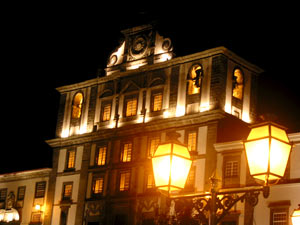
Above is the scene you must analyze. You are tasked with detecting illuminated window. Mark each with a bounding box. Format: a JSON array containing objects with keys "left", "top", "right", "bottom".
[
  {"left": 96, "top": 146, "right": 106, "bottom": 166},
  {"left": 31, "top": 212, "right": 42, "bottom": 223},
  {"left": 72, "top": 92, "right": 83, "bottom": 119},
  {"left": 35, "top": 181, "right": 46, "bottom": 198},
  {"left": 187, "top": 131, "right": 197, "bottom": 152},
  {"left": 125, "top": 97, "right": 137, "bottom": 117},
  {"left": 269, "top": 204, "right": 290, "bottom": 225},
  {"left": 66, "top": 150, "right": 76, "bottom": 169},
  {"left": 92, "top": 177, "right": 104, "bottom": 195},
  {"left": 232, "top": 68, "right": 244, "bottom": 100},
  {"left": 120, "top": 142, "right": 132, "bottom": 162},
  {"left": 187, "top": 64, "right": 203, "bottom": 95},
  {"left": 225, "top": 161, "right": 239, "bottom": 177},
  {"left": 101, "top": 103, "right": 111, "bottom": 122},
  {"left": 119, "top": 171, "right": 130, "bottom": 191},
  {"left": 273, "top": 212, "right": 287, "bottom": 225},
  {"left": 62, "top": 183, "right": 72, "bottom": 200},
  {"left": 148, "top": 136, "right": 160, "bottom": 156},
  {"left": 151, "top": 92, "right": 163, "bottom": 112},
  {"left": 146, "top": 173, "right": 155, "bottom": 189}
]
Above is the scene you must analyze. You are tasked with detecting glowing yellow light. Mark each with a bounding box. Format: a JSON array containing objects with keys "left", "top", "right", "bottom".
[
  {"left": 200, "top": 102, "right": 210, "bottom": 112},
  {"left": 78, "top": 124, "right": 87, "bottom": 135},
  {"left": 242, "top": 112, "right": 251, "bottom": 123},
  {"left": 176, "top": 105, "right": 185, "bottom": 117},
  {"left": 291, "top": 205, "right": 300, "bottom": 225},
  {"left": 225, "top": 103, "right": 231, "bottom": 114},
  {"left": 152, "top": 142, "right": 192, "bottom": 194},
  {"left": 35, "top": 205, "right": 41, "bottom": 211},
  {"left": 244, "top": 122, "right": 291, "bottom": 183},
  {"left": 163, "top": 110, "right": 170, "bottom": 118},
  {"left": 61, "top": 129, "right": 69, "bottom": 138}
]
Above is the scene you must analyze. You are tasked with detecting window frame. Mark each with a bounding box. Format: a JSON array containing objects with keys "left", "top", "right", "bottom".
[
  {"left": 91, "top": 175, "right": 105, "bottom": 197},
  {"left": 120, "top": 141, "right": 132, "bottom": 163},
  {"left": 232, "top": 67, "right": 244, "bottom": 101},
  {"left": 95, "top": 145, "right": 107, "bottom": 166},
  {"left": 119, "top": 170, "right": 131, "bottom": 192},
  {"left": 65, "top": 149, "right": 76, "bottom": 170},
  {"left": 71, "top": 92, "right": 84, "bottom": 119},
  {"left": 186, "top": 129, "right": 198, "bottom": 153},
  {"left": 124, "top": 94, "right": 138, "bottom": 118},
  {"left": 101, "top": 100, "right": 112, "bottom": 122},
  {"left": 62, "top": 182, "right": 73, "bottom": 201},
  {"left": 150, "top": 89, "right": 163, "bottom": 112},
  {"left": 147, "top": 135, "right": 161, "bottom": 157},
  {"left": 35, "top": 181, "right": 46, "bottom": 198}
]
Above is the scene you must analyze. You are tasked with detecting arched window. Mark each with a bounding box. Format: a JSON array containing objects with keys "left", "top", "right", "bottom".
[
  {"left": 187, "top": 64, "right": 203, "bottom": 95},
  {"left": 71, "top": 92, "right": 83, "bottom": 119},
  {"left": 232, "top": 68, "right": 244, "bottom": 100}
]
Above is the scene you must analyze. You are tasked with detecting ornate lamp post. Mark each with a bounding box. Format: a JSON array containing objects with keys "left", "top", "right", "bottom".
[{"left": 152, "top": 122, "right": 292, "bottom": 225}]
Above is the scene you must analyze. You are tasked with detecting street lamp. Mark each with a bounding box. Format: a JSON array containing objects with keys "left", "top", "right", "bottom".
[
  {"left": 152, "top": 131, "right": 192, "bottom": 195},
  {"left": 291, "top": 205, "right": 300, "bottom": 225},
  {"left": 244, "top": 122, "right": 292, "bottom": 185},
  {"left": 151, "top": 122, "right": 292, "bottom": 225}
]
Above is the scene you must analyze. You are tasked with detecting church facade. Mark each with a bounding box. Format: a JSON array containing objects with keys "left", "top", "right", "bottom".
[{"left": 1, "top": 24, "right": 299, "bottom": 225}]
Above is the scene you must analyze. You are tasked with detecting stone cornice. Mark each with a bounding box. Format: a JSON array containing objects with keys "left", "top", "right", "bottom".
[
  {"left": 0, "top": 168, "right": 52, "bottom": 182},
  {"left": 46, "top": 109, "right": 227, "bottom": 148}
]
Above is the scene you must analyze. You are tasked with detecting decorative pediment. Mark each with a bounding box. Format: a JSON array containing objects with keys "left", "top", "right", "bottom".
[
  {"left": 106, "top": 24, "right": 173, "bottom": 76},
  {"left": 120, "top": 80, "right": 141, "bottom": 94}
]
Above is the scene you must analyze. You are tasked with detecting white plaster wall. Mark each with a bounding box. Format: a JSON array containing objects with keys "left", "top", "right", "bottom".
[
  {"left": 254, "top": 183, "right": 300, "bottom": 225},
  {"left": 0, "top": 173, "right": 49, "bottom": 225},
  {"left": 197, "top": 126, "right": 207, "bottom": 155},
  {"left": 53, "top": 174, "right": 80, "bottom": 204},
  {"left": 195, "top": 158, "right": 205, "bottom": 192}
]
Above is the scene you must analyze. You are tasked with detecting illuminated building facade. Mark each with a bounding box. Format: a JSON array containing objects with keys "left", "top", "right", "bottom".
[{"left": 0, "top": 24, "right": 299, "bottom": 225}]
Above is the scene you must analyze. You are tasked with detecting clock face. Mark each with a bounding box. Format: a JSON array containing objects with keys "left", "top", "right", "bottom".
[{"left": 131, "top": 36, "right": 148, "bottom": 56}]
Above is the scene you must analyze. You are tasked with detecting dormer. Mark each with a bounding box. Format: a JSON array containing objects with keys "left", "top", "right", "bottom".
[{"left": 105, "top": 24, "right": 173, "bottom": 75}]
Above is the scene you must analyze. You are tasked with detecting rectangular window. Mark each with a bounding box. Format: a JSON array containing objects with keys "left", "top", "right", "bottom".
[
  {"left": 17, "top": 186, "right": 26, "bottom": 201},
  {"left": 151, "top": 92, "right": 163, "bottom": 112},
  {"left": 187, "top": 131, "right": 197, "bottom": 152},
  {"left": 66, "top": 149, "right": 76, "bottom": 169},
  {"left": 62, "top": 183, "right": 73, "bottom": 200},
  {"left": 0, "top": 189, "right": 7, "bottom": 209},
  {"left": 35, "top": 181, "right": 46, "bottom": 198},
  {"left": 120, "top": 142, "right": 132, "bottom": 162},
  {"left": 102, "top": 103, "right": 111, "bottom": 122},
  {"left": 148, "top": 136, "right": 160, "bottom": 157},
  {"left": 273, "top": 212, "right": 287, "bottom": 225},
  {"left": 96, "top": 146, "right": 107, "bottom": 166},
  {"left": 92, "top": 177, "right": 104, "bottom": 195},
  {"left": 31, "top": 212, "right": 42, "bottom": 223},
  {"left": 125, "top": 97, "right": 137, "bottom": 117},
  {"left": 119, "top": 171, "right": 130, "bottom": 192},
  {"left": 225, "top": 161, "right": 239, "bottom": 177},
  {"left": 146, "top": 173, "right": 155, "bottom": 189}
]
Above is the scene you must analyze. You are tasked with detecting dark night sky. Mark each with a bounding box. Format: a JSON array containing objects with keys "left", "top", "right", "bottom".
[{"left": 2, "top": 5, "right": 300, "bottom": 173}]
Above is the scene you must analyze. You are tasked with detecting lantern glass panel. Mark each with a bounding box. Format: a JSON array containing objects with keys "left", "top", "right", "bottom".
[
  {"left": 245, "top": 138, "right": 269, "bottom": 179},
  {"left": 152, "top": 155, "right": 170, "bottom": 188},
  {"left": 155, "top": 143, "right": 171, "bottom": 156},
  {"left": 271, "top": 125, "right": 289, "bottom": 142},
  {"left": 247, "top": 125, "right": 269, "bottom": 140},
  {"left": 291, "top": 208, "right": 300, "bottom": 225},
  {"left": 171, "top": 155, "right": 192, "bottom": 189},
  {"left": 270, "top": 138, "right": 291, "bottom": 177},
  {"left": 173, "top": 144, "right": 191, "bottom": 158}
]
